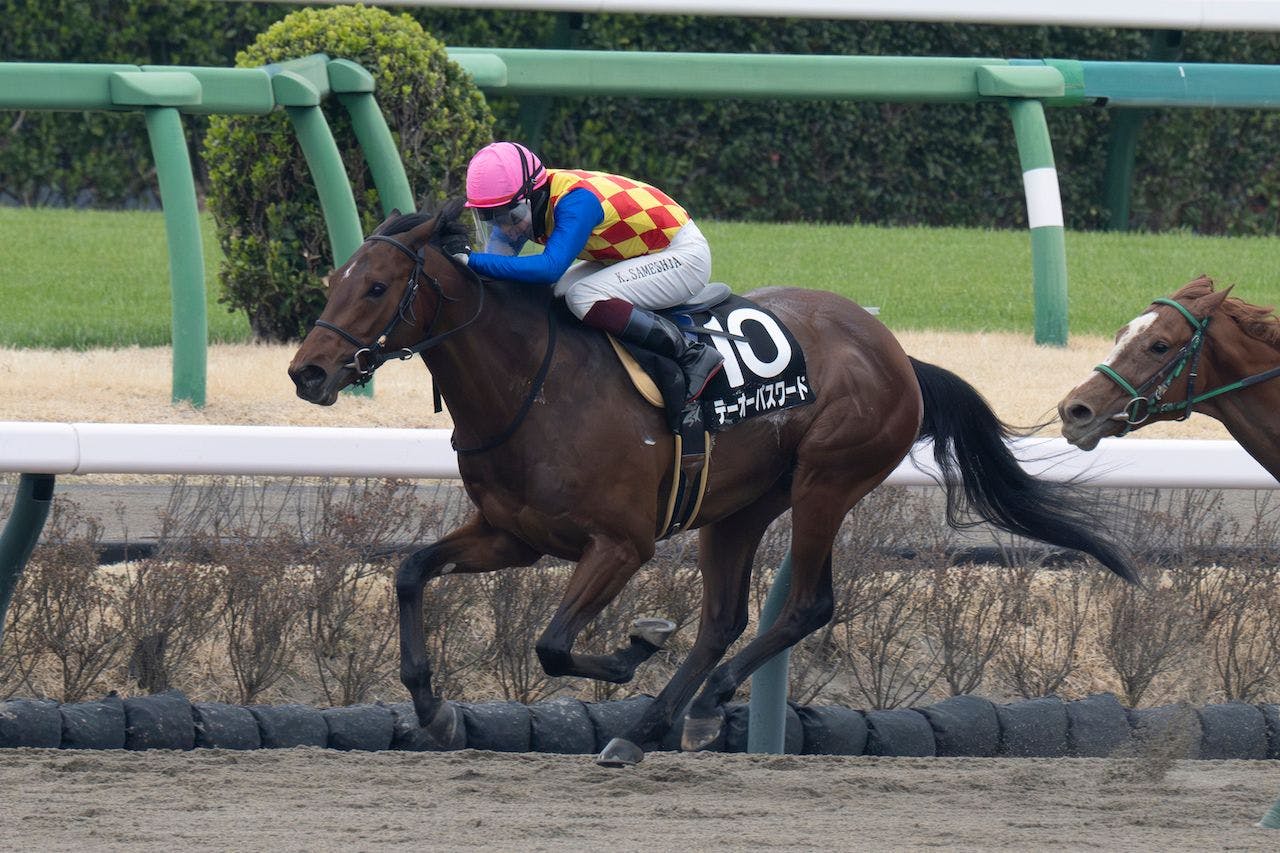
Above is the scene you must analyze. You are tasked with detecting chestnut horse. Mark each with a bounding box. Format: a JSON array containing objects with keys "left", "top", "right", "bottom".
[
  {"left": 289, "top": 201, "right": 1137, "bottom": 766},
  {"left": 1059, "top": 276, "right": 1280, "bottom": 480}
]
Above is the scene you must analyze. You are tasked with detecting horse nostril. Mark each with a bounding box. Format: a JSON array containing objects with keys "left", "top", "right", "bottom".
[
  {"left": 1065, "top": 402, "right": 1094, "bottom": 424},
  {"left": 291, "top": 364, "right": 328, "bottom": 396}
]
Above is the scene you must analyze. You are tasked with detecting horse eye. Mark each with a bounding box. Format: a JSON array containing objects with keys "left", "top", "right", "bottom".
[
  {"left": 367, "top": 282, "right": 388, "bottom": 298},
  {"left": 1151, "top": 341, "right": 1170, "bottom": 355}
]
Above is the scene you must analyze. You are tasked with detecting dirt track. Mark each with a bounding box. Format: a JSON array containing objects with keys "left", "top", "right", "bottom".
[
  {"left": 0, "top": 332, "right": 1233, "bottom": 439},
  {"left": 3, "top": 748, "right": 1280, "bottom": 850}
]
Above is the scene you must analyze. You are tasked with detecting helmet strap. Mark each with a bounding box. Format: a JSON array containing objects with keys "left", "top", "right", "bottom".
[{"left": 529, "top": 186, "right": 550, "bottom": 239}]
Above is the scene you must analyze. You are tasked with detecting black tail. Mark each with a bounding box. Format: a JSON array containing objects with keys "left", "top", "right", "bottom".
[{"left": 910, "top": 357, "right": 1139, "bottom": 584}]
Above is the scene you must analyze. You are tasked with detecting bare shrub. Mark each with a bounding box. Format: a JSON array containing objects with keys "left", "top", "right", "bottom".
[
  {"left": 840, "top": 561, "right": 940, "bottom": 709},
  {"left": 479, "top": 564, "right": 564, "bottom": 704},
  {"left": 217, "top": 532, "right": 308, "bottom": 705},
  {"left": 117, "top": 560, "right": 225, "bottom": 695},
  {"left": 297, "top": 479, "right": 441, "bottom": 706},
  {"left": 995, "top": 566, "right": 1097, "bottom": 699},
  {"left": 922, "top": 563, "right": 1015, "bottom": 697},
  {"left": 20, "top": 501, "right": 126, "bottom": 702},
  {"left": 0, "top": 563, "right": 42, "bottom": 700},
  {"left": 1098, "top": 571, "right": 1198, "bottom": 707},
  {"left": 1205, "top": 562, "right": 1280, "bottom": 702}
]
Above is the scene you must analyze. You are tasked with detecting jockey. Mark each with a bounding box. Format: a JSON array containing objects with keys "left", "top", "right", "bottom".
[{"left": 452, "top": 141, "right": 724, "bottom": 403}]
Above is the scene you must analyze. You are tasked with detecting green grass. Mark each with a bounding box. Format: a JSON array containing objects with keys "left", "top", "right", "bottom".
[
  {"left": 0, "top": 207, "right": 249, "bottom": 349},
  {"left": 2, "top": 207, "right": 1279, "bottom": 347},
  {"left": 703, "top": 220, "right": 1280, "bottom": 337}
]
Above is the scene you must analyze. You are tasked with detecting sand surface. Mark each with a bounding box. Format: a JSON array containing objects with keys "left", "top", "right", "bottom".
[
  {"left": 0, "top": 333, "right": 1233, "bottom": 439},
  {"left": 3, "top": 748, "right": 1280, "bottom": 851}
]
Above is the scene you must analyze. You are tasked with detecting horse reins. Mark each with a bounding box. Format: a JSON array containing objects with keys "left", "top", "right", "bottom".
[
  {"left": 1094, "top": 296, "right": 1280, "bottom": 433},
  {"left": 312, "top": 231, "right": 557, "bottom": 455}
]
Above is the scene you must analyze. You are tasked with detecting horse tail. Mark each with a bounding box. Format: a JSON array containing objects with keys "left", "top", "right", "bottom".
[{"left": 909, "top": 357, "right": 1139, "bottom": 584}]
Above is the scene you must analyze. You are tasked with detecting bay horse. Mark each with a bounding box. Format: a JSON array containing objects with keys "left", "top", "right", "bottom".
[
  {"left": 1059, "top": 275, "right": 1280, "bottom": 480},
  {"left": 289, "top": 200, "right": 1137, "bottom": 766}
]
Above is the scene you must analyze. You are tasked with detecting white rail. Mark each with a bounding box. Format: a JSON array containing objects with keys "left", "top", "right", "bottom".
[
  {"left": 248, "top": 0, "right": 1280, "bottom": 32},
  {"left": 0, "top": 422, "right": 1273, "bottom": 490}
]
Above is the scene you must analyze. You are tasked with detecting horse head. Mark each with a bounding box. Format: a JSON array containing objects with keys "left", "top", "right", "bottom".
[
  {"left": 1059, "top": 276, "right": 1233, "bottom": 449},
  {"left": 289, "top": 199, "right": 471, "bottom": 405}
]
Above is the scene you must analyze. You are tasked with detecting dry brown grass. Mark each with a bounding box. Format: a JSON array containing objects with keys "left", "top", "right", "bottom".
[{"left": 0, "top": 332, "right": 1232, "bottom": 439}]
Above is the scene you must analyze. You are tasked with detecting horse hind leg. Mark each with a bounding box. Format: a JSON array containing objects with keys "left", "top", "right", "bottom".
[
  {"left": 598, "top": 484, "right": 791, "bottom": 767},
  {"left": 397, "top": 513, "right": 541, "bottom": 738},
  {"left": 681, "top": 467, "right": 888, "bottom": 752}
]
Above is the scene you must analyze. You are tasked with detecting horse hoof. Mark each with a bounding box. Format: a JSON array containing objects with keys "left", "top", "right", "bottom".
[
  {"left": 596, "top": 737, "right": 645, "bottom": 768},
  {"left": 424, "top": 700, "right": 460, "bottom": 748},
  {"left": 630, "top": 617, "right": 677, "bottom": 648},
  {"left": 681, "top": 709, "right": 725, "bottom": 752}
]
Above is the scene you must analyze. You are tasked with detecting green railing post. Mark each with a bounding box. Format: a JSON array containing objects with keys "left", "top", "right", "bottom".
[
  {"left": 0, "top": 474, "right": 55, "bottom": 649},
  {"left": 1101, "top": 30, "right": 1184, "bottom": 231},
  {"left": 747, "top": 552, "right": 792, "bottom": 754},
  {"left": 1008, "top": 98, "right": 1069, "bottom": 346},
  {"left": 143, "top": 106, "right": 208, "bottom": 407},
  {"left": 328, "top": 59, "right": 416, "bottom": 217},
  {"left": 270, "top": 64, "right": 372, "bottom": 396},
  {"left": 110, "top": 70, "right": 207, "bottom": 406}
]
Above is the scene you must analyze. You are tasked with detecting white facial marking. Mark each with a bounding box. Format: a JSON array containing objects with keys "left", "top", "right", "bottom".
[
  {"left": 341, "top": 266, "right": 354, "bottom": 282},
  {"left": 1102, "top": 312, "right": 1158, "bottom": 367}
]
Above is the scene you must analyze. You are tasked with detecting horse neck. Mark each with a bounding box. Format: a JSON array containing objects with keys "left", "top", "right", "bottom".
[
  {"left": 1198, "top": 317, "right": 1280, "bottom": 478},
  {"left": 419, "top": 277, "right": 556, "bottom": 430}
]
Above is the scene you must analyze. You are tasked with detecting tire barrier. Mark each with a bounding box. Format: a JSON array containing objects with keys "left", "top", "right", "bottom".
[{"left": 4, "top": 690, "right": 1280, "bottom": 759}]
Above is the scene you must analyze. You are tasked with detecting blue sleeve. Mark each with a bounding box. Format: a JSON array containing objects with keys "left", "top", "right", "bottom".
[{"left": 467, "top": 189, "right": 604, "bottom": 285}]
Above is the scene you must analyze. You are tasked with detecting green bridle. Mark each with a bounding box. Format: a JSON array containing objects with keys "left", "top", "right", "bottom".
[{"left": 1094, "top": 296, "right": 1280, "bottom": 434}]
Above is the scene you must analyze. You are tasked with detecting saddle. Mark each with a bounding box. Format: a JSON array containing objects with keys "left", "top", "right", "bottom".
[
  {"left": 607, "top": 283, "right": 730, "bottom": 540},
  {"left": 609, "top": 282, "right": 815, "bottom": 540}
]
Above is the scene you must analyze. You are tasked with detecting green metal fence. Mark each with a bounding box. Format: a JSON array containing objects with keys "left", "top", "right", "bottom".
[{"left": 0, "top": 53, "right": 413, "bottom": 406}]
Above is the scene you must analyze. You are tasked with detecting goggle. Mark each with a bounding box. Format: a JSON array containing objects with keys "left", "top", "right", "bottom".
[{"left": 476, "top": 200, "right": 531, "bottom": 229}]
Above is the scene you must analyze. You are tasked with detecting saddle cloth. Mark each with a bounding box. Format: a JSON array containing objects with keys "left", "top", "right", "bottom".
[{"left": 610, "top": 292, "right": 815, "bottom": 433}]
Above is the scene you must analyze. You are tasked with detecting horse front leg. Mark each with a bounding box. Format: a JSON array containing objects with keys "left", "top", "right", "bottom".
[
  {"left": 533, "top": 534, "right": 668, "bottom": 683},
  {"left": 397, "top": 513, "right": 541, "bottom": 738}
]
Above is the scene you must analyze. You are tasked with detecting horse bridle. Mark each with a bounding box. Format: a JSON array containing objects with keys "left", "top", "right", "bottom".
[
  {"left": 311, "top": 230, "right": 558, "bottom": 455},
  {"left": 1094, "top": 296, "right": 1280, "bottom": 433},
  {"left": 312, "top": 233, "right": 480, "bottom": 386}
]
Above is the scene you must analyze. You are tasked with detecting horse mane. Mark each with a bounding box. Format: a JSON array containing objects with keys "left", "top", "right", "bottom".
[
  {"left": 374, "top": 199, "right": 471, "bottom": 247},
  {"left": 1173, "top": 275, "right": 1280, "bottom": 347}
]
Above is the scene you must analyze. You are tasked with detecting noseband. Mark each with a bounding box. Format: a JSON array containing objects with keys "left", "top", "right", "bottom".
[
  {"left": 1094, "top": 295, "right": 1280, "bottom": 433},
  {"left": 313, "top": 233, "right": 481, "bottom": 385},
  {"left": 1093, "top": 297, "right": 1209, "bottom": 432}
]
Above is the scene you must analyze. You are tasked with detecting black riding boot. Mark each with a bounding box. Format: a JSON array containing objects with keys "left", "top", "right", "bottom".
[{"left": 618, "top": 307, "right": 724, "bottom": 402}]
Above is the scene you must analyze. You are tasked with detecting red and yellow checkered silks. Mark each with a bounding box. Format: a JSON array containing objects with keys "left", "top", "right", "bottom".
[{"left": 539, "top": 169, "right": 690, "bottom": 262}]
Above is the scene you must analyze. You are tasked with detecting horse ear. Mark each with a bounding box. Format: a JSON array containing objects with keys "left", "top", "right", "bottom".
[
  {"left": 441, "top": 197, "right": 467, "bottom": 221},
  {"left": 371, "top": 210, "right": 401, "bottom": 237},
  {"left": 1194, "top": 283, "right": 1234, "bottom": 317}
]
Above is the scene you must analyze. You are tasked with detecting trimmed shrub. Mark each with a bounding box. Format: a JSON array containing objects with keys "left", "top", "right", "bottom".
[{"left": 203, "top": 5, "right": 493, "bottom": 341}]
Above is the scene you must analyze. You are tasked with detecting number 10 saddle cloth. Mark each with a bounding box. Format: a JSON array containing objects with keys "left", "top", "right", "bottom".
[{"left": 609, "top": 288, "right": 815, "bottom": 538}]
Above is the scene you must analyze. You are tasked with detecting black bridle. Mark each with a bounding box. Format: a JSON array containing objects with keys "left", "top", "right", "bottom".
[
  {"left": 313, "top": 233, "right": 481, "bottom": 386},
  {"left": 311, "top": 230, "right": 557, "bottom": 455}
]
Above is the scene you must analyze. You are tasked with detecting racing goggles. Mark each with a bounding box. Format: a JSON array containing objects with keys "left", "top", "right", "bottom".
[{"left": 475, "top": 199, "right": 532, "bottom": 229}]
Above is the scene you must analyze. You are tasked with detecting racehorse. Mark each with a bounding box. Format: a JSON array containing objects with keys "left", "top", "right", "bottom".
[
  {"left": 289, "top": 200, "right": 1138, "bottom": 766},
  {"left": 1059, "top": 275, "right": 1280, "bottom": 481}
]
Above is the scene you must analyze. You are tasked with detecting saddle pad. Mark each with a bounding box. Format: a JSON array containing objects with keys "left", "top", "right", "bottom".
[{"left": 689, "top": 294, "right": 814, "bottom": 430}]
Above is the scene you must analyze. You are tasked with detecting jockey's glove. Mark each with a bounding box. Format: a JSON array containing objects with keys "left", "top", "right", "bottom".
[{"left": 439, "top": 233, "right": 472, "bottom": 263}]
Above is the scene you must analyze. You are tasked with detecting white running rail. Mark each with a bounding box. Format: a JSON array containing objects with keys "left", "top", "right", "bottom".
[{"left": 1, "top": 422, "right": 1274, "bottom": 490}]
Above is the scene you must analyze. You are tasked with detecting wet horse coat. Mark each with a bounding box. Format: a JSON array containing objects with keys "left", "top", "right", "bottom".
[{"left": 290, "top": 202, "right": 1137, "bottom": 765}]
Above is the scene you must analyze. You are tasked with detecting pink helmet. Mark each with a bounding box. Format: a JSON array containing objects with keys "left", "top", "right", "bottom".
[{"left": 464, "top": 141, "right": 548, "bottom": 209}]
